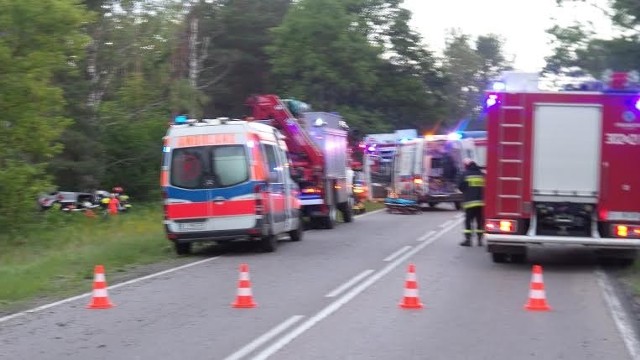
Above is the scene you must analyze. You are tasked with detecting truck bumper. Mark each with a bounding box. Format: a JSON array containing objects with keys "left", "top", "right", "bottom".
[
  {"left": 419, "top": 193, "right": 463, "bottom": 204},
  {"left": 486, "top": 233, "right": 640, "bottom": 249}
]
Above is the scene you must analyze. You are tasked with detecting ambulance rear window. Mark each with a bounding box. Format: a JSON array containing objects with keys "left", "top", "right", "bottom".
[{"left": 170, "top": 145, "right": 249, "bottom": 189}]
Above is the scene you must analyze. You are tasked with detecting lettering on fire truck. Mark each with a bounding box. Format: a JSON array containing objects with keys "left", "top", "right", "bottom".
[{"left": 605, "top": 133, "right": 640, "bottom": 145}]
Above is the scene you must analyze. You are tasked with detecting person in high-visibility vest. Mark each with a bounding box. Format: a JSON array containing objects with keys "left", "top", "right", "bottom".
[{"left": 458, "top": 158, "right": 485, "bottom": 246}]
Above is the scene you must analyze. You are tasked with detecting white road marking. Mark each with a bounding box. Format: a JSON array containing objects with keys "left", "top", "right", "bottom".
[
  {"left": 325, "top": 270, "right": 375, "bottom": 298},
  {"left": 417, "top": 230, "right": 437, "bottom": 242},
  {"left": 595, "top": 269, "right": 640, "bottom": 360},
  {"left": 251, "top": 219, "right": 463, "bottom": 360},
  {"left": 0, "top": 256, "right": 222, "bottom": 324},
  {"left": 383, "top": 246, "right": 412, "bottom": 262},
  {"left": 440, "top": 219, "right": 453, "bottom": 228},
  {"left": 222, "top": 315, "right": 304, "bottom": 360}
]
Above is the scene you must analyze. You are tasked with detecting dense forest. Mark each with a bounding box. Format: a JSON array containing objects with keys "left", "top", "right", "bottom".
[{"left": 0, "top": 0, "right": 636, "bottom": 231}]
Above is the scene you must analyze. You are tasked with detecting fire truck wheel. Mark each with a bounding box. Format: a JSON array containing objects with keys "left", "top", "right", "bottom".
[
  {"left": 174, "top": 242, "right": 192, "bottom": 256},
  {"left": 491, "top": 252, "right": 507, "bottom": 263},
  {"left": 510, "top": 254, "right": 527, "bottom": 263}
]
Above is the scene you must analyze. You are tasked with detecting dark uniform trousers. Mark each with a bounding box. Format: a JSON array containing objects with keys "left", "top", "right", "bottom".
[{"left": 464, "top": 205, "right": 484, "bottom": 241}]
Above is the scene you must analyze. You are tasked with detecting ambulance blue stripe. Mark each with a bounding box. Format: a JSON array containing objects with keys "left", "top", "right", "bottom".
[{"left": 165, "top": 181, "right": 257, "bottom": 202}]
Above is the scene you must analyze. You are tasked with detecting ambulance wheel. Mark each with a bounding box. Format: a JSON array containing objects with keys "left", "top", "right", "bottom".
[
  {"left": 341, "top": 200, "right": 353, "bottom": 223},
  {"left": 260, "top": 232, "right": 278, "bottom": 252},
  {"left": 324, "top": 205, "right": 337, "bottom": 229},
  {"left": 174, "top": 242, "right": 192, "bottom": 256},
  {"left": 289, "top": 214, "right": 304, "bottom": 242}
]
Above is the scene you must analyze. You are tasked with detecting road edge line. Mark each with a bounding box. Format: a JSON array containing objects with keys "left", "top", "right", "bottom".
[
  {"left": 0, "top": 256, "right": 221, "bottom": 324},
  {"left": 595, "top": 268, "right": 640, "bottom": 360}
]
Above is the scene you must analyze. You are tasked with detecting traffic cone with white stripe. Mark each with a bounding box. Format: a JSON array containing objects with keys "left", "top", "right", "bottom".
[
  {"left": 524, "top": 264, "right": 551, "bottom": 311},
  {"left": 399, "top": 263, "right": 423, "bottom": 309},
  {"left": 87, "top": 265, "right": 114, "bottom": 309},
  {"left": 232, "top": 263, "right": 257, "bottom": 308}
]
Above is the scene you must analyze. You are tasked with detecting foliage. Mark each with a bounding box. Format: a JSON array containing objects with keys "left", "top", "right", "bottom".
[
  {"left": 0, "top": 0, "right": 92, "bottom": 231},
  {"left": 0, "top": 0, "right": 512, "bottom": 234},
  {"left": 440, "top": 30, "right": 512, "bottom": 129},
  {"left": 545, "top": 1, "right": 640, "bottom": 76}
]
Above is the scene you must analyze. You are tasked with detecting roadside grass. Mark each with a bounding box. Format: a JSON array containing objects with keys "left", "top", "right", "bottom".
[
  {"left": 0, "top": 204, "right": 171, "bottom": 310},
  {"left": 620, "top": 262, "right": 640, "bottom": 298},
  {"left": 0, "top": 200, "right": 385, "bottom": 312},
  {"left": 364, "top": 200, "right": 385, "bottom": 213}
]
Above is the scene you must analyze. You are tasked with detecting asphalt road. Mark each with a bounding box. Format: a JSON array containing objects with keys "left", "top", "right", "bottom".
[{"left": 0, "top": 206, "right": 637, "bottom": 360}]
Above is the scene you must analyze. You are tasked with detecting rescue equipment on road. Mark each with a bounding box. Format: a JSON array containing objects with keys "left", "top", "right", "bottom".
[
  {"left": 87, "top": 265, "right": 114, "bottom": 309},
  {"left": 232, "top": 263, "right": 257, "bottom": 308},
  {"left": 524, "top": 265, "right": 551, "bottom": 312},
  {"left": 399, "top": 263, "right": 424, "bottom": 309}
]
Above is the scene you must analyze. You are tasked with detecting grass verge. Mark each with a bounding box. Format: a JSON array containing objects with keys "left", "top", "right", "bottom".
[
  {"left": 0, "top": 200, "right": 385, "bottom": 313},
  {"left": 0, "top": 204, "right": 171, "bottom": 312}
]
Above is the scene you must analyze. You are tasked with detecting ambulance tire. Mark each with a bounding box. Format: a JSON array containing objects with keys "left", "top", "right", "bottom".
[
  {"left": 289, "top": 214, "right": 304, "bottom": 242},
  {"left": 340, "top": 200, "right": 353, "bottom": 223},
  {"left": 260, "top": 232, "right": 278, "bottom": 252},
  {"left": 260, "top": 216, "right": 278, "bottom": 252},
  {"left": 174, "top": 242, "right": 192, "bottom": 256},
  {"left": 324, "top": 204, "right": 337, "bottom": 229}
]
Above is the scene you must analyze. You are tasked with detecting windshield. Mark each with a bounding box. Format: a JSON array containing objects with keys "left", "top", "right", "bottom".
[{"left": 170, "top": 145, "right": 249, "bottom": 189}]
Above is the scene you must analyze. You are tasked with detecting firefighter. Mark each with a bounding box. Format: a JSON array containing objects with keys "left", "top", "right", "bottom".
[{"left": 458, "top": 158, "right": 485, "bottom": 246}]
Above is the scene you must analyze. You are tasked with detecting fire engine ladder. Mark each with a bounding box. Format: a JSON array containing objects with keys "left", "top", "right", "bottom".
[{"left": 496, "top": 97, "right": 526, "bottom": 217}]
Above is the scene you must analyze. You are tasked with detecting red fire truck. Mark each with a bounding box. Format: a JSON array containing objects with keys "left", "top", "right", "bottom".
[
  {"left": 483, "top": 71, "right": 640, "bottom": 264},
  {"left": 245, "top": 95, "right": 354, "bottom": 229}
]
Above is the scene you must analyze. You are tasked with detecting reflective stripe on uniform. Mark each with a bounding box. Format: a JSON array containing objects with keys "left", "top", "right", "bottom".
[
  {"left": 463, "top": 200, "right": 484, "bottom": 209},
  {"left": 464, "top": 229, "right": 473, "bottom": 234},
  {"left": 465, "top": 175, "right": 485, "bottom": 187}
]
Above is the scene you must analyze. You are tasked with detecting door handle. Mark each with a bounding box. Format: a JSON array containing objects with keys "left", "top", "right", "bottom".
[{"left": 213, "top": 196, "right": 226, "bottom": 204}]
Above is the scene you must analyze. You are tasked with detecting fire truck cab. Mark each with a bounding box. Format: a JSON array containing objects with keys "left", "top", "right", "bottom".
[{"left": 483, "top": 71, "right": 640, "bottom": 264}]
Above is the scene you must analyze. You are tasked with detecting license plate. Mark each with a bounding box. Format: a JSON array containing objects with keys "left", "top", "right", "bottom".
[
  {"left": 179, "top": 222, "right": 205, "bottom": 231},
  {"left": 609, "top": 212, "right": 640, "bottom": 222}
]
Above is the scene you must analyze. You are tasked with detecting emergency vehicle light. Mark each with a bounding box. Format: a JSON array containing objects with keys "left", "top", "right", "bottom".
[
  {"left": 485, "top": 94, "right": 499, "bottom": 108},
  {"left": 485, "top": 219, "right": 517, "bottom": 233},
  {"left": 602, "top": 70, "right": 640, "bottom": 92},
  {"left": 447, "top": 132, "right": 462, "bottom": 141},
  {"left": 174, "top": 115, "right": 188, "bottom": 124},
  {"left": 612, "top": 224, "right": 640, "bottom": 238},
  {"left": 635, "top": 99, "right": 640, "bottom": 111}
]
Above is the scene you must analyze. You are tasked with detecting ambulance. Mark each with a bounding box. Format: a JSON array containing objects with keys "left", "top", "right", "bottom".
[
  {"left": 160, "top": 117, "right": 303, "bottom": 255},
  {"left": 390, "top": 133, "right": 480, "bottom": 209}
]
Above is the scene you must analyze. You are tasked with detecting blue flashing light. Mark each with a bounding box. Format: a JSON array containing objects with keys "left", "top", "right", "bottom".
[
  {"left": 174, "top": 115, "right": 188, "bottom": 124},
  {"left": 163, "top": 146, "right": 171, "bottom": 153},
  {"left": 635, "top": 99, "right": 640, "bottom": 111},
  {"left": 486, "top": 94, "right": 498, "bottom": 108},
  {"left": 447, "top": 132, "right": 462, "bottom": 141}
]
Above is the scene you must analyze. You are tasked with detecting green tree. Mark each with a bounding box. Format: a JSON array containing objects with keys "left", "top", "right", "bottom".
[
  {"left": 545, "top": 1, "right": 640, "bottom": 76},
  {"left": 440, "top": 30, "right": 511, "bottom": 129},
  {"left": 0, "top": 0, "right": 92, "bottom": 231}
]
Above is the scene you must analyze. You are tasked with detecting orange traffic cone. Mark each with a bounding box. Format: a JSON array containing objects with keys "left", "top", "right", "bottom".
[
  {"left": 87, "top": 265, "right": 114, "bottom": 309},
  {"left": 399, "top": 263, "right": 423, "bottom": 309},
  {"left": 232, "top": 264, "right": 257, "bottom": 308},
  {"left": 524, "top": 264, "right": 551, "bottom": 311}
]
